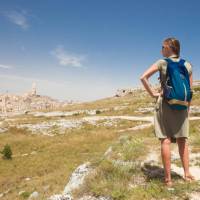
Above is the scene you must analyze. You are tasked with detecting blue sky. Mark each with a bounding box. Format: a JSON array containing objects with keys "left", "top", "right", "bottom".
[{"left": 0, "top": 0, "right": 199, "bottom": 102}]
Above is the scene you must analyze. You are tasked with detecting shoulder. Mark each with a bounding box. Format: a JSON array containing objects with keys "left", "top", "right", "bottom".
[
  {"left": 182, "top": 59, "right": 193, "bottom": 75},
  {"left": 153, "top": 58, "right": 167, "bottom": 70}
]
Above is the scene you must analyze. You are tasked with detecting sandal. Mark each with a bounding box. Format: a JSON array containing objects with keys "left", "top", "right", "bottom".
[{"left": 184, "top": 174, "right": 195, "bottom": 182}]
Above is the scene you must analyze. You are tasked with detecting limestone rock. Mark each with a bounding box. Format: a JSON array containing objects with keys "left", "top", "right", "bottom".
[
  {"left": 48, "top": 162, "right": 94, "bottom": 200},
  {"left": 28, "top": 191, "right": 39, "bottom": 199},
  {"left": 63, "top": 162, "right": 93, "bottom": 194},
  {"left": 48, "top": 194, "right": 72, "bottom": 200},
  {"left": 78, "top": 195, "right": 112, "bottom": 200}
]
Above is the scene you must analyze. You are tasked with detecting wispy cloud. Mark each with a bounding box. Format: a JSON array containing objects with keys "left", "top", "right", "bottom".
[
  {"left": 51, "top": 46, "right": 86, "bottom": 67},
  {"left": 0, "top": 74, "right": 69, "bottom": 87},
  {"left": 0, "top": 64, "right": 13, "bottom": 69},
  {"left": 3, "top": 10, "right": 29, "bottom": 29}
]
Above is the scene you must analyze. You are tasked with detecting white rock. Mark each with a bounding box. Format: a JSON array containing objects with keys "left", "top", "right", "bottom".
[
  {"left": 190, "top": 106, "right": 200, "bottom": 114},
  {"left": 48, "top": 194, "right": 72, "bottom": 200},
  {"left": 135, "top": 107, "right": 154, "bottom": 113},
  {"left": 48, "top": 162, "right": 94, "bottom": 200},
  {"left": 167, "top": 187, "right": 175, "bottom": 191},
  {"left": 103, "top": 147, "right": 112, "bottom": 157},
  {"left": 63, "top": 162, "right": 93, "bottom": 194},
  {"left": 15, "top": 115, "right": 156, "bottom": 136},
  {"left": 190, "top": 192, "right": 200, "bottom": 200},
  {"left": 28, "top": 191, "right": 39, "bottom": 199},
  {"left": 171, "top": 151, "right": 180, "bottom": 161},
  {"left": 22, "top": 153, "right": 29, "bottom": 156},
  {"left": 78, "top": 195, "right": 112, "bottom": 200},
  {"left": 171, "top": 164, "right": 200, "bottom": 180},
  {"left": 30, "top": 151, "right": 37, "bottom": 155}
]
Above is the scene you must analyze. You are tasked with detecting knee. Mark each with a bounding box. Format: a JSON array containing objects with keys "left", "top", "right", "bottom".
[{"left": 161, "top": 138, "right": 171, "bottom": 145}]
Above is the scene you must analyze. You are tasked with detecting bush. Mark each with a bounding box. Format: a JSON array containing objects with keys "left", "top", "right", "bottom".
[
  {"left": 96, "top": 110, "right": 101, "bottom": 114},
  {"left": 1, "top": 144, "right": 12, "bottom": 159},
  {"left": 19, "top": 191, "right": 31, "bottom": 199},
  {"left": 193, "top": 87, "right": 200, "bottom": 92},
  {"left": 73, "top": 113, "right": 80, "bottom": 116}
]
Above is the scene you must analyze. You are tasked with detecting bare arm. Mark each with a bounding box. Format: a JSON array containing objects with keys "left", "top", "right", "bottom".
[
  {"left": 140, "top": 63, "right": 160, "bottom": 98},
  {"left": 189, "top": 73, "right": 193, "bottom": 89}
]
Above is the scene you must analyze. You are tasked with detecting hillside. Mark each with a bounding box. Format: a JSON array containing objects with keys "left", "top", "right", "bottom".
[{"left": 0, "top": 83, "right": 200, "bottom": 200}]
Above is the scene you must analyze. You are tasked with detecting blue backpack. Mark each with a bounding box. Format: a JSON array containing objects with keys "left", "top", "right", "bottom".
[{"left": 162, "top": 58, "right": 192, "bottom": 110}]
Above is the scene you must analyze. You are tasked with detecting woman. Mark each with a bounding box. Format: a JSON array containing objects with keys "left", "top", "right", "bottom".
[{"left": 140, "top": 37, "right": 195, "bottom": 186}]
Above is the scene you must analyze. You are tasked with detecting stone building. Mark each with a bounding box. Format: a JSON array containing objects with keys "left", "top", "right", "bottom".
[{"left": 0, "top": 83, "right": 71, "bottom": 114}]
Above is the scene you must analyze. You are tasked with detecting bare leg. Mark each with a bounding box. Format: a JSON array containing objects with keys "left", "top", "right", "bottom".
[
  {"left": 161, "top": 138, "right": 172, "bottom": 185},
  {"left": 177, "top": 137, "right": 195, "bottom": 181}
]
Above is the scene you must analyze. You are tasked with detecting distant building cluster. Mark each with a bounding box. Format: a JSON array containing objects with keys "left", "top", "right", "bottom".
[
  {"left": 0, "top": 83, "right": 74, "bottom": 114},
  {"left": 115, "top": 80, "right": 200, "bottom": 97},
  {"left": 115, "top": 84, "right": 158, "bottom": 97},
  {"left": 115, "top": 88, "right": 142, "bottom": 97}
]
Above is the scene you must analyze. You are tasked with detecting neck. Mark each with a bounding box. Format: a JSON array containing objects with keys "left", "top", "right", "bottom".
[{"left": 168, "top": 54, "right": 179, "bottom": 58}]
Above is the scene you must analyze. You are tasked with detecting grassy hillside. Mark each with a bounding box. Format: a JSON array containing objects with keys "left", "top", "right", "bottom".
[{"left": 0, "top": 85, "right": 200, "bottom": 200}]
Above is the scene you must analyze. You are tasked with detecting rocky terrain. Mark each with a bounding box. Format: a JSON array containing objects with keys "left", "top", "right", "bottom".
[{"left": 0, "top": 82, "right": 200, "bottom": 200}]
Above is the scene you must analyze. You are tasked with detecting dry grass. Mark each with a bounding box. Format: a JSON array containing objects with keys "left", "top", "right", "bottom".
[
  {"left": 0, "top": 86, "right": 199, "bottom": 200},
  {"left": 0, "top": 116, "right": 140, "bottom": 199},
  {"left": 73, "top": 124, "right": 200, "bottom": 200}
]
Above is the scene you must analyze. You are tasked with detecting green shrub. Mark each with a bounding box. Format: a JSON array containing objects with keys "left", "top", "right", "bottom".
[
  {"left": 19, "top": 191, "right": 31, "bottom": 199},
  {"left": 96, "top": 110, "right": 101, "bottom": 114},
  {"left": 193, "top": 87, "right": 200, "bottom": 92},
  {"left": 73, "top": 113, "right": 80, "bottom": 116},
  {"left": 1, "top": 144, "right": 12, "bottom": 159}
]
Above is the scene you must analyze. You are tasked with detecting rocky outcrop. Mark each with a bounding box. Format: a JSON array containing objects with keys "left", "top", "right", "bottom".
[{"left": 48, "top": 162, "right": 95, "bottom": 200}]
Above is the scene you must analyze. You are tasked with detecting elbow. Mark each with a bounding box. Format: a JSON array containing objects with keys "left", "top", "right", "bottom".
[
  {"left": 140, "top": 75, "right": 144, "bottom": 81},
  {"left": 140, "top": 75, "right": 146, "bottom": 83}
]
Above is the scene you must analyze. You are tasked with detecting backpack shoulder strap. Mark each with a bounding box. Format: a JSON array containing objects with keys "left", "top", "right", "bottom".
[
  {"left": 164, "top": 58, "right": 172, "bottom": 64},
  {"left": 159, "top": 58, "right": 171, "bottom": 90},
  {"left": 178, "top": 58, "right": 190, "bottom": 81},
  {"left": 163, "top": 58, "right": 172, "bottom": 81},
  {"left": 178, "top": 58, "right": 186, "bottom": 66}
]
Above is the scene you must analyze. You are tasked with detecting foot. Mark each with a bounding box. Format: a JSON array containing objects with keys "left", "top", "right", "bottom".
[
  {"left": 164, "top": 178, "right": 173, "bottom": 187},
  {"left": 184, "top": 174, "right": 195, "bottom": 182}
]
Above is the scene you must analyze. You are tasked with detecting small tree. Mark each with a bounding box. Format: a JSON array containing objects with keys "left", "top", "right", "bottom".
[
  {"left": 96, "top": 110, "right": 101, "bottom": 114},
  {"left": 1, "top": 144, "right": 12, "bottom": 159}
]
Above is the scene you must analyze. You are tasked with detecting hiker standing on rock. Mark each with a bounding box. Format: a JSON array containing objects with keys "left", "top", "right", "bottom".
[{"left": 140, "top": 37, "right": 195, "bottom": 186}]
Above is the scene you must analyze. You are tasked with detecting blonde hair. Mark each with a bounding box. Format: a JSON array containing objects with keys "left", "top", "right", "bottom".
[{"left": 163, "top": 37, "right": 180, "bottom": 56}]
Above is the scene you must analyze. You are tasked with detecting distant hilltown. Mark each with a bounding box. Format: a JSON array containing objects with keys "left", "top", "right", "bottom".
[
  {"left": 0, "top": 83, "right": 77, "bottom": 114},
  {"left": 1, "top": 80, "right": 199, "bottom": 115}
]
